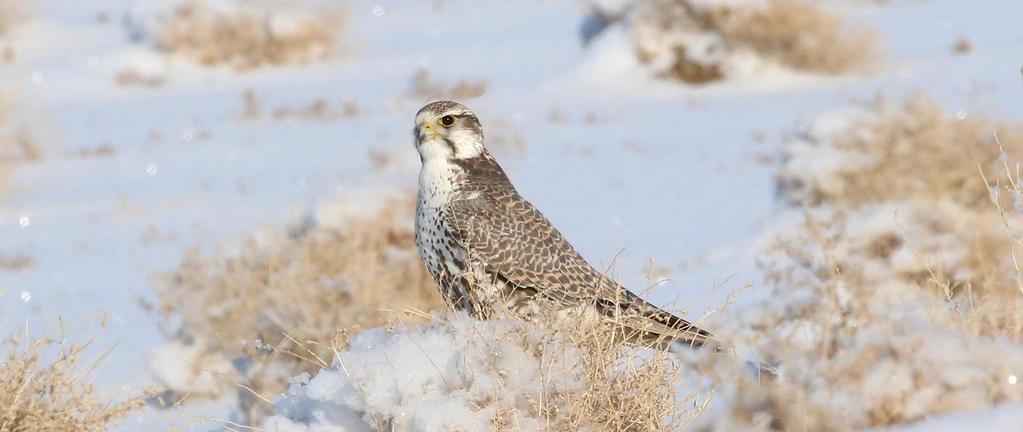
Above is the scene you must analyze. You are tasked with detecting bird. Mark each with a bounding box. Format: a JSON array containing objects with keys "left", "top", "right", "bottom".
[{"left": 412, "top": 100, "right": 717, "bottom": 351}]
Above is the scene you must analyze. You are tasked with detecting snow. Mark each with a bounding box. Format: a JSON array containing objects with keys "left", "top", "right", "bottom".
[
  {"left": 879, "top": 403, "right": 1023, "bottom": 432},
  {"left": 263, "top": 315, "right": 584, "bottom": 432},
  {"left": 149, "top": 338, "right": 235, "bottom": 397},
  {"left": 0, "top": 0, "right": 1022, "bottom": 430}
]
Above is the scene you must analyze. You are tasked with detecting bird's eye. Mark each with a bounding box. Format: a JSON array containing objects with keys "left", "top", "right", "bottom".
[{"left": 439, "top": 115, "right": 455, "bottom": 127}]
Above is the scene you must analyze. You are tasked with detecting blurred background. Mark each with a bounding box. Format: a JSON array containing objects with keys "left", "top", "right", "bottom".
[{"left": 1, "top": 0, "right": 1022, "bottom": 430}]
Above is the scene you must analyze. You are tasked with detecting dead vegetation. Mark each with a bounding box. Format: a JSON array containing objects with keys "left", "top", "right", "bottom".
[
  {"left": 115, "top": 69, "right": 166, "bottom": 88},
  {"left": 154, "top": 194, "right": 444, "bottom": 423},
  {"left": 266, "top": 308, "right": 702, "bottom": 431},
  {"left": 687, "top": 213, "right": 1023, "bottom": 431},
  {"left": 952, "top": 37, "right": 972, "bottom": 55},
  {"left": 778, "top": 95, "right": 1023, "bottom": 209},
  {"left": 551, "top": 314, "right": 695, "bottom": 431},
  {"left": 239, "top": 89, "right": 359, "bottom": 122},
  {"left": 0, "top": 252, "right": 32, "bottom": 270},
  {"left": 161, "top": 191, "right": 702, "bottom": 429},
  {"left": 0, "top": 91, "right": 40, "bottom": 182},
  {"left": 408, "top": 68, "right": 488, "bottom": 101},
  {"left": 153, "top": 1, "right": 345, "bottom": 70},
  {"left": 690, "top": 95, "right": 1023, "bottom": 430},
  {"left": 629, "top": 0, "right": 876, "bottom": 83},
  {"left": 774, "top": 95, "right": 1023, "bottom": 333},
  {"left": 0, "top": 322, "right": 147, "bottom": 431},
  {"left": 0, "top": 0, "right": 22, "bottom": 36}
]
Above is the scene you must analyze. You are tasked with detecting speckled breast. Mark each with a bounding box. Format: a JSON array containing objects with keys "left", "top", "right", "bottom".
[{"left": 415, "top": 198, "right": 474, "bottom": 311}]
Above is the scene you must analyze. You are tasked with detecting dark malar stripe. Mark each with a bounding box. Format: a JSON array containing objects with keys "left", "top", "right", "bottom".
[{"left": 443, "top": 137, "right": 459, "bottom": 155}]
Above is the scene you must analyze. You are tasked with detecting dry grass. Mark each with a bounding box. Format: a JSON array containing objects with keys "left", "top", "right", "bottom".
[
  {"left": 115, "top": 69, "right": 166, "bottom": 88},
  {"left": 0, "top": 252, "right": 32, "bottom": 270},
  {"left": 0, "top": 322, "right": 146, "bottom": 431},
  {"left": 687, "top": 214, "right": 1023, "bottom": 431},
  {"left": 778, "top": 95, "right": 1023, "bottom": 208},
  {"left": 268, "top": 309, "right": 700, "bottom": 431},
  {"left": 691, "top": 96, "right": 1023, "bottom": 430},
  {"left": 407, "top": 69, "right": 488, "bottom": 101},
  {"left": 154, "top": 194, "right": 444, "bottom": 423},
  {"left": 630, "top": 0, "right": 876, "bottom": 83},
  {"left": 0, "top": 0, "right": 22, "bottom": 36},
  {"left": 239, "top": 89, "right": 359, "bottom": 121},
  {"left": 172, "top": 194, "right": 707, "bottom": 429},
  {"left": 0, "top": 90, "right": 40, "bottom": 184},
  {"left": 549, "top": 314, "right": 694, "bottom": 431},
  {"left": 774, "top": 95, "right": 1023, "bottom": 334},
  {"left": 154, "top": 1, "right": 345, "bottom": 70}
]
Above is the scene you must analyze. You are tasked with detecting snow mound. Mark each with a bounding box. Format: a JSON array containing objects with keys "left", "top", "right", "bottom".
[
  {"left": 683, "top": 208, "right": 1023, "bottom": 431},
  {"left": 126, "top": 0, "right": 345, "bottom": 70},
  {"left": 690, "top": 95, "right": 1023, "bottom": 431},
  {"left": 776, "top": 96, "right": 1023, "bottom": 208},
  {"left": 263, "top": 316, "right": 582, "bottom": 431},
  {"left": 588, "top": 0, "right": 875, "bottom": 84},
  {"left": 264, "top": 314, "right": 690, "bottom": 431}
]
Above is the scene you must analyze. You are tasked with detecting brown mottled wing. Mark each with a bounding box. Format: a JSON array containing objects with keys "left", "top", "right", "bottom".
[{"left": 443, "top": 191, "right": 716, "bottom": 349}]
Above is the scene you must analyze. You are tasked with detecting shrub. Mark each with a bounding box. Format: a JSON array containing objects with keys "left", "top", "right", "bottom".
[
  {"left": 153, "top": 193, "right": 444, "bottom": 423},
  {"left": 153, "top": 1, "right": 345, "bottom": 70},
  {"left": 687, "top": 213, "right": 1023, "bottom": 430},
  {"left": 0, "top": 0, "right": 23, "bottom": 35},
  {"left": 264, "top": 312, "right": 698, "bottom": 431},
  {"left": 777, "top": 95, "right": 1023, "bottom": 208},
  {"left": 687, "top": 96, "right": 1023, "bottom": 430},
  {"left": 0, "top": 91, "right": 40, "bottom": 183},
  {"left": 0, "top": 322, "right": 146, "bottom": 431},
  {"left": 628, "top": 0, "right": 876, "bottom": 83}
]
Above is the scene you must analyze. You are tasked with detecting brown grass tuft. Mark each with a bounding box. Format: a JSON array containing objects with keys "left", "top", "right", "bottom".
[
  {"left": 239, "top": 89, "right": 359, "bottom": 122},
  {"left": 154, "top": 1, "right": 345, "bottom": 70},
  {"left": 408, "top": 68, "right": 488, "bottom": 101},
  {"left": 552, "top": 315, "right": 692, "bottom": 431},
  {"left": 154, "top": 194, "right": 444, "bottom": 423},
  {"left": 691, "top": 96, "right": 1023, "bottom": 430},
  {"left": 0, "top": 252, "right": 32, "bottom": 270},
  {"left": 774, "top": 95, "right": 1023, "bottom": 336},
  {"left": 0, "top": 323, "right": 147, "bottom": 431},
  {"left": 687, "top": 208, "right": 1023, "bottom": 431},
  {"left": 0, "top": 0, "right": 23, "bottom": 36},
  {"left": 0, "top": 90, "right": 40, "bottom": 184},
  {"left": 630, "top": 0, "right": 876, "bottom": 83},
  {"left": 266, "top": 309, "right": 700, "bottom": 431},
  {"left": 778, "top": 95, "right": 1023, "bottom": 209}
]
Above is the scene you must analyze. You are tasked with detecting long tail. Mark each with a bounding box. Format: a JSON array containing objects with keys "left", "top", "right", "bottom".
[
  {"left": 647, "top": 307, "right": 720, "bottom": 351},
  {"left": 600, "top": 293, "right": 721, "bottom": 351}
]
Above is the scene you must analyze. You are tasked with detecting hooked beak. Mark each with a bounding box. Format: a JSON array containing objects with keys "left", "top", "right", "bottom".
[{"left": 416, "top": 122, "right": 436, "bottom": 144}]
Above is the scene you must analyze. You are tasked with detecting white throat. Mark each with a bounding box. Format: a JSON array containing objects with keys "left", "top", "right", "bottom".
[
  {"left": 416, "top": 133, "right": 483, "bottom": 208},
  {"left": 418, "top": 145, "right": 463, "bottom": 209},
  {"left": 415, "top": 137, "right": 470, "bottom": 208}
]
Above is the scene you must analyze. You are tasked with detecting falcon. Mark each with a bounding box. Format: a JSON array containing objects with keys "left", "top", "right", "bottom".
[{"left": 413, "top": 100, "right": 717, "bottom": 351}]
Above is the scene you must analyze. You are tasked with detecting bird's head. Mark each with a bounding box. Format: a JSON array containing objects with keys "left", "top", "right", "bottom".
[{"left": 414, "top": 100, "right": 485, "bottom": 162}]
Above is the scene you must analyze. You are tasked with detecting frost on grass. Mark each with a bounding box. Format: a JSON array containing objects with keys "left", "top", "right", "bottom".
[
  {"left": 777, "top": 95, "right": 1023, "bottom": 208},
  {"left": 145, "top": 1, "right": 345, "bottom": 70},
  {"left": 153, "top": 192, "right": 443, "bottom": 423},
  {"left": 686, "top": 214, "right": 1023, "bottom": 431},
  {"left": 264, "top": 313, "right": 694, "bottom": 432},
  {"left": 774, "top": 95, "right": 1023, "bottom": 333},
  {"left": 621, "top": 0, "right": 876, "bottom": 83},
  {"left": 0, "top": 322, "right": 146, "bottom": 431},
  {"left": 689, "top": 96, "right": 1023, "bottom": 430}
]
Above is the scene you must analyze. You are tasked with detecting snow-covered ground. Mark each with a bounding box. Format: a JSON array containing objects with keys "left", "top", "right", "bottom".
[{"left": 1, "top": 0, "right": 1021, "bottom": 430}]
